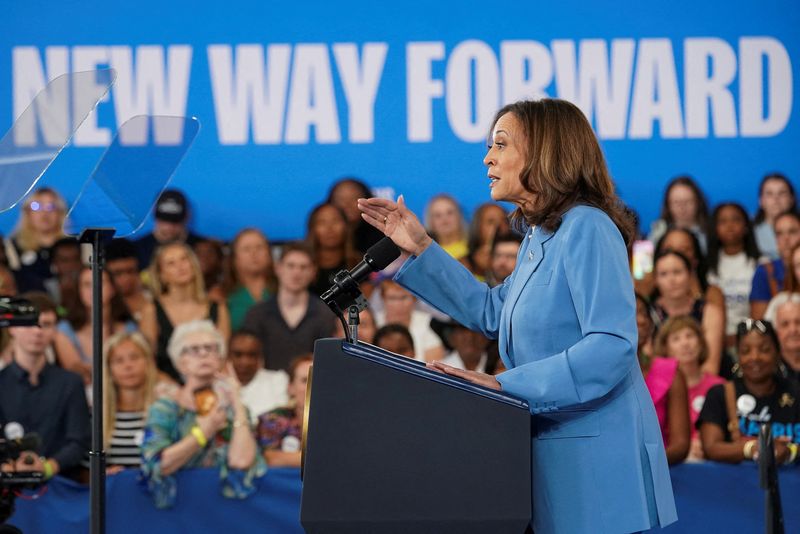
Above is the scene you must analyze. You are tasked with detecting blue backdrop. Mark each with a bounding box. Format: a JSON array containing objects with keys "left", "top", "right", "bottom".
[{"left": 2, "top": 0, "right": 798, "bottom": 240}]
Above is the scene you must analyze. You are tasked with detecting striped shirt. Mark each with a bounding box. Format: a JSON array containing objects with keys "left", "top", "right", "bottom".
[{"left": 107, "top": 411, "right": 146, "bottom": 467}]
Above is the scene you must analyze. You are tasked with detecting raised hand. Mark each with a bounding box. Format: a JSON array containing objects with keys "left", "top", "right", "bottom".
[{"left": 357, "top": 195, "right": 433, "bottom": 256}]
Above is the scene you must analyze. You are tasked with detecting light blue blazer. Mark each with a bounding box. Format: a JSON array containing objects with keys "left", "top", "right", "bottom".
[{"left": 395, "top": 205, "right": 677, "bottom": 534}]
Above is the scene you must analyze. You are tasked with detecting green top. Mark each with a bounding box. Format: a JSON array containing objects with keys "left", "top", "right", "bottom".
[{"left": 227, "top": 285, "right": 271, "bottom": 331}]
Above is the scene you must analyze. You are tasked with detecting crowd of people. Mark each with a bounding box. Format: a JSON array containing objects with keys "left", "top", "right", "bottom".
[{"left": 0, "top": 171, "right": 798, "bottom": 511}]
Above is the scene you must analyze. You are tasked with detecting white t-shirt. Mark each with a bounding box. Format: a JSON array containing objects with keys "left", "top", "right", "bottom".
[
  {"left": 375, "top": 309, "right": 443, "bottom": 362},
  {"left": 239, "top": 369, "right": 289, "bottom": 423},
  {"left": 440, "top": 351, "right": 487, "bottom": 373},
  {"left": 708, "top": 251, "right": 757, "bottom": 336}
]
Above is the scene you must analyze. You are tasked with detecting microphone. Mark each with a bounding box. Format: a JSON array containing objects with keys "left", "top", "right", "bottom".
[
  {"left": 1, "top": 422, "right": 41, "bottom": 460},
  {"left": 321, "top": 237, "right": 401, "bottom": 309}
]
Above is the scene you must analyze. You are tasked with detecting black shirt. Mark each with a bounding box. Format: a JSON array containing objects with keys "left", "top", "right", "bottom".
[
  {"left": 0, "top": 361, "right": 90, "bottom": 474},
  {"left": 697, "top": 377, "right": 800, "bottom": 443},
  {"left": 242, "top": 292, "right": 336, "bottom": 372}
]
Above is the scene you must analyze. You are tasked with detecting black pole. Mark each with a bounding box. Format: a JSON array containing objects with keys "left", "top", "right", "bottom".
[
  {"left": 758, "top": 423, "right": 784, "bottom": 534},
  {"left": 81, "top": 228, "right": 115, "bottom": 534}
]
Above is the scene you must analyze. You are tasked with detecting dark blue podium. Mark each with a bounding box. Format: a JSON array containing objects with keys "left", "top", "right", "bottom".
[{"left": 300, "top": 338, "right": 532, "bottom": 534}]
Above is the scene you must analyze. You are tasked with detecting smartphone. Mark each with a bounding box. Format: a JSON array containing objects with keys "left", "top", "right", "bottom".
[
  {"left": 194, "top": 386, "right": 218, "bottom": 416},
  {"left": 632, "top": 240, "right": 654, "bottom": 280}
]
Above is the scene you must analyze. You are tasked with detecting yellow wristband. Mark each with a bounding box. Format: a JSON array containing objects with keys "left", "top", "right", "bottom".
[
  {"left": 743, "top": 440, "right": 757, "bottom": 460},
  {"left": 787, "top": 443, "right": 799, "bottom": 464},
  {"left": 191, "top": 426, "right": 208, "bottom": 448},
  {"left": 42, "top": 458, "right": 54, "bottom": 479}
]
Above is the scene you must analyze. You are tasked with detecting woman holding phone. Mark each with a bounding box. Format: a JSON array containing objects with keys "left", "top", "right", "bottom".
[
  {"left": 141, "top": 320, "right": 264, "bottom": 509},
  {"left": 359, "top": 99, "right": 676, "bottom": 533}
]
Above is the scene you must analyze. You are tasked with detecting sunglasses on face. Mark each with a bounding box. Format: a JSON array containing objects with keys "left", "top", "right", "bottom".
[
  {"left": 737, "top": 318, "right": 769, "bottom": 336},
  {"left": 27, "top": 201, "right": 59, "bottom": 212},
  {"left": 181, "top": 343, "right": 221, "bottom": 357}
]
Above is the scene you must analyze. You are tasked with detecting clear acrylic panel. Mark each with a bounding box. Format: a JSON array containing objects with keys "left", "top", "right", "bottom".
[
  {"left": 0, "top": 69, "right": 116, "bottom": 211},
  {"left": 64, "top": 115, "right": 200, "bottom": 237}
]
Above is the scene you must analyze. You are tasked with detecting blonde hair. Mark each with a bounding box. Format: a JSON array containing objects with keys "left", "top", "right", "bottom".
[
  {"left": 424, "top": 194, "right": 469, "bottom": 243},
  {"left": 102, "top": 331, "right": 157, "bottom": 448},
  {"left": 14, "top": 187, "right": 67, "bottom": 251},
  {"left": 654, "top": 316, "right": 708, "bottom": 364},
  {"left": 148, "top": 242, "right": 207, "bottom": 302}
]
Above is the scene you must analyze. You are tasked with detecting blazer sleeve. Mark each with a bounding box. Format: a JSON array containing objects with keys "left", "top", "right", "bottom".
[
  {"left": 394, "top": 241, "right": 510, "bottom": 340},
  {"left": 496, "top": 214, "right": 638, "bottom": 410}
]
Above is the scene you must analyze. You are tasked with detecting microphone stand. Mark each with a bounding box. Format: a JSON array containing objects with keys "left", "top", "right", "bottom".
[
  {"left": 321, "top": 269, "right": 369, "bottom": 344},
  {"left": 758, "top": 423, "right": 784, "bottom": 534},
  {"left": 80, "top": 228, "right": 116, "bottom": 534}
]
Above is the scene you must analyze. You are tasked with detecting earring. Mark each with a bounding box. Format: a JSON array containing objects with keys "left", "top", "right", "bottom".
[{"left": 731, "top": 363, "right": 743, "bottom": 378}]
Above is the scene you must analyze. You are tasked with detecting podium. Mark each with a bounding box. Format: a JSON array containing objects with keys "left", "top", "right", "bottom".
[{"left": 300, "top": 339, "right": 532, "bottom": 534}]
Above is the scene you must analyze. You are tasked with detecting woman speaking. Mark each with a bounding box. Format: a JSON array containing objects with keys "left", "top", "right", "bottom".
[{"left": 358, "top": 99, "right": 677, "bottom": 533}]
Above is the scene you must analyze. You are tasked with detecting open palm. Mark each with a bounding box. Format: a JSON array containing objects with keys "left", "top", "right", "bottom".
[{"left": 358, "top": 195, "right": 432, "bottom": 256}]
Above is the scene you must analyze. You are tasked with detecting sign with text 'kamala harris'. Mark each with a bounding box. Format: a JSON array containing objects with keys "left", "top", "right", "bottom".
[{"left": 1, "top": 0, "right": 797, "bottom": 240}]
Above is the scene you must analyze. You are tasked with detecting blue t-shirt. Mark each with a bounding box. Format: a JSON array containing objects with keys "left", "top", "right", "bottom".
[{"left": 749, "top": 259, "right": 784, "bottom": 302}]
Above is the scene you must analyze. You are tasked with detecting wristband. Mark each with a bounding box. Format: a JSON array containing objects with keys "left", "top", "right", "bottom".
[
  {"left": 41, "top": 458, "right": 54, "bottom": 479},
  {"left": 191, "top": 425, "right": 208, "bottom": 448},
  {"left": 743, "top": 440, "right": 757, "bottom": 460},
  {"left": 787, "top": 442, "right": 799, "bottom": 464}
]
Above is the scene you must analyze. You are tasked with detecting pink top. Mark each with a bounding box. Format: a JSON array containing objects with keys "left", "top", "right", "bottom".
[
  {"left": 644, "top": 357, "right": 679, "bottom": 446},
  {"left": 687, "top": 373, "right": 726, "bottom": 438}
]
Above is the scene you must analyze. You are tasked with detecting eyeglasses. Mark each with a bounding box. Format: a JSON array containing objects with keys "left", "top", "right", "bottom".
[
  {"left": 181, "top": 343, "right": 221, "bottom": 357},
  {"left": 737, "top": 319, "right": 769, "bottom": 336},
  {"left": 27, "top": 201, "right": 59, "bottom": 212}
]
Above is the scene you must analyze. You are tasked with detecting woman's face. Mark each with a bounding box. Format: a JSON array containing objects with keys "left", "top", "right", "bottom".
[
  {"left": 792, "top": 247, "right": 800, "bottom": 286},
  {"left": 428, "top": 198, "right": 462, "bottom": 239},
  {"left": 79, "top": 269, "right": 114, "bottom": 308},
  {"left": 484, "top": 113, "right": 532, "bottom": 207},
  {"left": 761, "top": 179, "right": 794, "bottom": 220},
  {"left": 775, "top": 215, "right": 800, "bottom": 262},
  {"left": 478, "top": 205, "right": 509, "bottom": 243},
  {"left": 312, "top": 205, "right": 347, "bottom": 249},
  {"left": 738, "top": 330, "right": 778, "bottom": 384},
  {"left": 660, "top": 231, "right": 696, "bottom": 266},
  {"left": 288, "top": 360, "right": 312, "bottom": 410},
  {"left": 27, "top": 192, "right": 62, "bottom": 234},
  {"left": 666, "top": 327, "right": 702, "bottom": 366},
  {"left": 715, "top": 206, "right": 747, "bottom": 248},
  {"left": 654, "top": 255, "right": 692, "bottom": 300},
  {"left": 234, "top": 231, "right": 271, "bottom": 276},
  {"left": 330, "top": 182, "right": 363, "bottom": 224},
  {"left": 193, "top": 241, "right": 222, "bottom": 278},
  {"left": 382, "top": 284, "right": 415, "bottom": 322},
  {"left": 635, "top": 299, "right": 654, "bottom": 349},
  {"left": 109, "top": 339, "right": 149, "bottom": 390},
  {"left": 667, "top": 184, "right": 698, "bottom": 227},
  {"left": 159, "top": 246, "right": 195, "bottom": 287},
  {"left": 179, "top": 331, "right": 223, "bottom": 381}
]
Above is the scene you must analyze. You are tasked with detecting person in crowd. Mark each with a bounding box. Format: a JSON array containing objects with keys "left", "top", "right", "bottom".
[
  {"left": 103, "top": 331, "right": 165, "bottom": 473},
  {"left": 257, "top": 354, "right": 312, "bottom": 468},
  {"left": 105, "top": 238, "right": 151, "bottom": 323},
  {"left": 141, "top": 320, "right": 264, "bottom": 508},
  {"left": 648, "top": 176, "right": 710, "bottom": 252},
  {"left": 432, "top": 318, "right": 491, "bottom": 372},
  {"left": 332, "top": 307, "right": 377, "bottom": 343},
  {"left": 751, "top": 211, "right": 800, "bottom": 319},
  {"left": 55, "top": 267, "right": 137, "bottom": 387},
  {"left": 359, "top": 98, "right": 676, "bottom": 532},
  {"left": 228, "top": 329, "right": 288, "bottom": 423},
  {"left": 424, "top": 194, "right": 469, "bottom": 260},
  {"left": 4, "top": 187, "right": 67, "bottom": 293},
  {"left": 242, "top": 242, "right": 335, "bottom": 372},
  {"left": 653, "top": 315, "right": 724, "bottom": 460},
  {"left": 753, "top": 173, "right": 796, "bottom": 260},
  {"left": 43, "top": 237, "right": 82, "bottom": 308},
  {"left": 133, "top": 189, "right": 204, "bottom": 268},
  {"left": 487, "top": 231, "right": 522, "bottom": 287},
  {"left": 372, "top": 324, "right": 416, "bottom": 357},
  {"left": 223, "top": 228, "right": 276, "bottom": 331},
  {"left": 698, "top": 319, "right": 800, "bottom": 465},
  {"left": 0, "top": 263, "right": 18, "bottom": 296},
  {"left": 635, "top": 297, "right": 691, "bottom": 465},
  {"left": 0, "top": 292, "right": 90, "bottom": 481},
  {"left": 140, "top": 243, "right": 231, "bottom": 382},
  {"left": 782, "top": 244, "right": 800, "bottom": 294},
  {"left": 706, "top": 203, "right": 762, "bottom": 349},
  {"left": 193, "top": 238, "right": 226, "bottom": 303},
  {"left": 765, "top": 292, "right": 800, "bottom": 383},
  {"left": 461, "top": 203, "right": 510, "bottom": 280},
  {"left": 651, "top": 249, "right": 725, "bottom": 375},
  {"left": 305, "top": 203, "right": 361, "bottom": 296},
  {"left": 373, "top": 280, "right": 444, "bottom": 362},
  {"left": 326, "top": 177, "right": 384, "bottom": 254}
]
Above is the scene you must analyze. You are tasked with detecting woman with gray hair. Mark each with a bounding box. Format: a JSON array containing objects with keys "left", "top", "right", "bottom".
[{"left": 141, "top": 319, "right": 265, "bottom": 508}]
